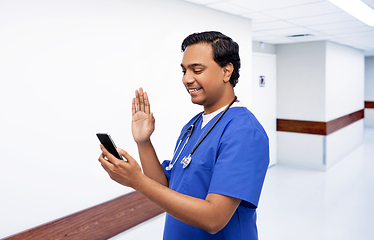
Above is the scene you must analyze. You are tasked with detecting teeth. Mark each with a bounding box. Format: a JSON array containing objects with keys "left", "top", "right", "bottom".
[{"left": 189, "top": 88, "right": 201, "bottom": 93}]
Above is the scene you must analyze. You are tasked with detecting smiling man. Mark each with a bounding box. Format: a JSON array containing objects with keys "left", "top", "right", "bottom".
[{"left": 99, "top": 31, "right": 269, "bottom": 240}]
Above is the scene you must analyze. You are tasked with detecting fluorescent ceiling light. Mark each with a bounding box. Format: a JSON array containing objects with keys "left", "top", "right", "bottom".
[{"left": 328, "top": 0, "right": 374, "bottom": 27}]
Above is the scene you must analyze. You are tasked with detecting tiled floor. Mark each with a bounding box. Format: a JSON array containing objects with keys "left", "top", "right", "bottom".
[{"left": 257, "top": 128, "right": 374, "bottom": 240}]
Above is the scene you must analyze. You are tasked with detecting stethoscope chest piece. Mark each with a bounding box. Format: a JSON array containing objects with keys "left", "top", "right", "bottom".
[{"left": 181, "top": 154, "right": 192, "bottom": 168}]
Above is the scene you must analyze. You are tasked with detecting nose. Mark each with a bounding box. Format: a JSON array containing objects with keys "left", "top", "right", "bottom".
[{"left": 182, "top": 70, "right": 195, "bottom": 85}]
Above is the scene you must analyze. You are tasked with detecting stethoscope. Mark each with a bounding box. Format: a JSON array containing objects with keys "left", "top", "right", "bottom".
[{"left": 166, "top": 96, "right": 237, "bottom": 170}]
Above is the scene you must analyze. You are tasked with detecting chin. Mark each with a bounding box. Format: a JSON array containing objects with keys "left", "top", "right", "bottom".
[{"left": 190, "top": 96, "right": 204, "bottom": 106}]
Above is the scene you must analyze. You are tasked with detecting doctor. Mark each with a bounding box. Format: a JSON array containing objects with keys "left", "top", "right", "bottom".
[{"left": 99, "top": 31, "right": 269, "bottom": 240}]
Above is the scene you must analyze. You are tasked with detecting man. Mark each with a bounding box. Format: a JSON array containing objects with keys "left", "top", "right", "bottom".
[{"left": 99, "top": 31, "right": 269, "bottom": 239}]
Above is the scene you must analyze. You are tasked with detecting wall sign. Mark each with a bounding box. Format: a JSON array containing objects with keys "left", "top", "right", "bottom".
[{"left": 259, "top": 76, "right": 265, "bottom": 87}]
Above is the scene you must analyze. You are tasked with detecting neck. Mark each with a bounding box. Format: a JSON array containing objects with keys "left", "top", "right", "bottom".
[{"left": 204, "top": 93, "right": 236, "bottom": 114}]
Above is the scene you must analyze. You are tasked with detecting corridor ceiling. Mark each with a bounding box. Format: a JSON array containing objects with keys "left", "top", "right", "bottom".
[{"left": 183, "top": 0, "right": 374, "bottom": 56}]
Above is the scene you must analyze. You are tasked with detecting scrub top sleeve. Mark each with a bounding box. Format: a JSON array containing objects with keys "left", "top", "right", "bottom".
[
  {"left": 208, "top": 124, "right": 269, "bottom": 208},
  {"left": 162, "top": 160, "right": 172, "bottom": 180}
]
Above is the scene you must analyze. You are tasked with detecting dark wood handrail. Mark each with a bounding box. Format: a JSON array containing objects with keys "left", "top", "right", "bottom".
[
  {"left": 277, "top": 109, "right": 364, "bottom": 135},
  {"left": 365, "top": 101, "right": 374, "bottom": 108},
  {"left": 2, "top": 191, "right": 164, "bottom": 240}
]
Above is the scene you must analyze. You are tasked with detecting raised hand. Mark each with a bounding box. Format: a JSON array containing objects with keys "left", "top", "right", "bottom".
[{"left": 132, "top": 87, "right": 155, "bottom": 143}]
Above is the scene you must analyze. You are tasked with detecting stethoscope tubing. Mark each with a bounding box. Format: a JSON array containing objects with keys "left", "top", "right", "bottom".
[{"left": 167, "top": 96, "right": 237, "bottom": 170}]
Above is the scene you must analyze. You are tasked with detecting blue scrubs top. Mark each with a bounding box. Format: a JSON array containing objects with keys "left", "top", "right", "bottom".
[{"left": 162, "top": 107, "right": 269, "bottom": 240}]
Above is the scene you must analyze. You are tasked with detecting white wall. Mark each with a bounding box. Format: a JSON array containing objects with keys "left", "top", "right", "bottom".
[
  {"left": 252, "top": 53, "right": 277, "bottom": 167},
  {"left": 325, "top": 120, "right": 364, "bottom": 168},
  {"left": 365, "top": 57, "right": 374, "bottom": 101},
  {"left": 365, "top": 56, "right": 374, "bottom": 127},
  {"left": 325, "top": 43, "right": 365, "bottom": 168},
  {"left": 276, "top": 41, "right": 364, "bottom": 170},
  {"left": 0, "top": 0, "right": 253, "bottom": 238},
  {"left": 325, "top": 42, "right": 365, "bottom": 121},
  {"left": 252, "top": 41, "right": 276, "bottom": 54},
  {"left": 276, "top": 41, "right": 326, "bottom": 122}
]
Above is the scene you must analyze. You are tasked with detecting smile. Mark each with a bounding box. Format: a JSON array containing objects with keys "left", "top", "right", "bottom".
[{"left": 188, "top": 87, "right": 202, "bottom": 93}]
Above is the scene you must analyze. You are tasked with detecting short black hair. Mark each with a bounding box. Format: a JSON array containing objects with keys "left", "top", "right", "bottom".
[{"left": 181, "top": 31, "right": 240, "bottom": 87}]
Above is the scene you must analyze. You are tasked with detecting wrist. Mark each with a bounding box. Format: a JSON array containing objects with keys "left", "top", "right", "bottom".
[
  {"left": 136, "top": 139, "right": 152, "bottom": 148},
  {"left": 131, "top": 172, "right": 151, "bottom": 193}
]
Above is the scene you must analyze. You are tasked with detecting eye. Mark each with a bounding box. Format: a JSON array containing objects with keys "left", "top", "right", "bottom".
[{"left": 194, "top": 69, "right": 203, "bottom": 74}]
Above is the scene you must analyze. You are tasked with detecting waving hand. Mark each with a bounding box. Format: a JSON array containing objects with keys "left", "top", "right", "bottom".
[{"left": 132, "top": 88, "right": 155, "bottom": 143}]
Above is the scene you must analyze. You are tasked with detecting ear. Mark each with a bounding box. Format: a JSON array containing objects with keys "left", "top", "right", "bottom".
[{"left": 222, "top": 63, "right": 234, "bottom": 83}]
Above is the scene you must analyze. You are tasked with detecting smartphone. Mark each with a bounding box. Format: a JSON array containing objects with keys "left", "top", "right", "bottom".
[{"left": 96, "top": 133, "right": 123, "bottom": 160}]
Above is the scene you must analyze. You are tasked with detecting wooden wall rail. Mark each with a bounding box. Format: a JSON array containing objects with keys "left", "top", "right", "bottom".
[
  {"left": 277, "top": 109, "right": 364, "bottom": 135},
  {"left": 365, "top": 101, "right": 374, "bottom": 108},
  {"left": 3, "top": 191, "right": 164, "bottom": 240}
]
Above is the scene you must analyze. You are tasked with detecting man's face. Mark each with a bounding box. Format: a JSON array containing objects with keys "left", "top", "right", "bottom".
[{"left": 181, "top": 43, "right": 230, "bottom": 114}]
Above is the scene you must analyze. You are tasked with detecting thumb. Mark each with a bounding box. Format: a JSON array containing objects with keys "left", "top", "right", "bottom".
[{"left": 117, "top": 148, "right": 133, "bottom": 162}]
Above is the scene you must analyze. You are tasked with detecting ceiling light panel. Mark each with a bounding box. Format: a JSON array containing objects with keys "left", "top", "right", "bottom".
[
  {"left": 362, "top": 0, "right": 374, "bottom": 8},
  {"left": 328, "top": 0, "right": 374, "bottom": 27}
]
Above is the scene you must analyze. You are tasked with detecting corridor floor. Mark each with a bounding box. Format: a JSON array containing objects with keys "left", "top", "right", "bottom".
[{"left": 257, "top": 128, "right": 374, "bottom": 240}]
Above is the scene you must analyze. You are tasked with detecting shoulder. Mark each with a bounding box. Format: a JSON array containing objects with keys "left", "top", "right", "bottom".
[{"left": 223, "top": 107, "right": 268, "bottom": 141}]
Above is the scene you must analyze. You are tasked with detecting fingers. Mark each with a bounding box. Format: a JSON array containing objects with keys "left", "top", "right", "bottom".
[
  {"left": 132, "top": 97, "right": 136, "bottom": 116},
  {"left": 100, "top": 144, "right": 120, "bottom": 165},
  {"left": 117, "top": 148, "right": 133, "bottom": 163},
  {"left": 144, "top": 91, "right": 150, "bottom": 114},
  {"left": 133, "top": 87, "right": 151, "bottom": 114},
  {"left": 138, "top": 88, "right": 145, "bottom": 112}
]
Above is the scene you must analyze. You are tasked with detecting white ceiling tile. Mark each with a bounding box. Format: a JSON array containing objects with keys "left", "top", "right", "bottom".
[
  {"left": 252, "top": 35, "right": 281, "bottom": 42},
  {"left": 337, "top": 31, "right": 374, "bottom": 38},
  {"left": 307, "top": 20, "right": 368, "bottom": 31},
  {"left": 241, "top": 11, "right": 278, "bottom": 23},
  {"left": 252, "top": 20, "right": 297, "bottom": 31},
  {"left": 262, "top": 1, "right": 342, "bottom": 20},
  {"left": 355, "top": 36, "right": 374, "bottom": 45},
  {"left": 320, "top": 26, "right": 373, "bottom": 34},
  {"left": 228, "top": 0, "right": 322, "bottom": 12},
  {"left": 256, "top": 26, "right": 317, "bottom": 36},
  {"left": 286, "top": 12, "right": 356, "bottom": 26},
  {"left": 251, "top": 31, "right": 272, "bottom": 37},
  {"left": 207, "top": 2, "right": 251, "bottom": 15},
  {"left": 264, "top": 38, "right": 297, "bottom": 44},
  {"left": 184, "top": 0, "right": 227, "bottom": 5}
]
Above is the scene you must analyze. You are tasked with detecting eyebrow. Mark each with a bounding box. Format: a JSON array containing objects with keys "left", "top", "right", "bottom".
[{"left": 180, "top": 63, "right": 207, "bottom": 69}]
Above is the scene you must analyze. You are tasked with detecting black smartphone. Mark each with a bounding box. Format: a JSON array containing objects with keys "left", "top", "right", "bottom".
[{"left": 96, "top": 133, "right": 123, "bottom": 160}]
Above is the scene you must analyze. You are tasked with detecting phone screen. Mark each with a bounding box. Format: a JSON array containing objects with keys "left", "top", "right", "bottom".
[{"left": 96, "top": 133, "right": 123, "bottom": 160}]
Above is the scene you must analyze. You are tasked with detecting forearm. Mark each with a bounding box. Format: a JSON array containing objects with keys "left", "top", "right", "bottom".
[
  {"left": 133, "top": 174, "right": 238, "bottom": 234},
  {"left": 137, "top": 140, "right": 169, "bottom": 187}
]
